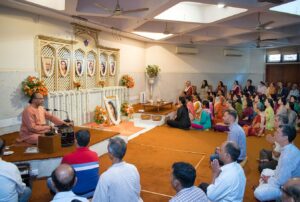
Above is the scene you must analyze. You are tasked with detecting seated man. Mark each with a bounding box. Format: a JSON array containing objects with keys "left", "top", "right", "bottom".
[
  {"left": 254, "top": 124, "right": 300, "bottom": 201},
  {"left": 19, "top": 92, "right": 69, "bottom": 144},
  {"left": 170, "top": 162, "right": 208, "bottom": 202},
  {"left": 200, "top": 141, "right": 246, "bottom": 202},
  {"left": 50, "top": 164, "right": 88, "bottom": 202},
  {"left": 48, "top": 130, "right": 99, "bottom": 198},
  {"left": 92, "top": 137, "right": 142, "bottom": 202},
  {"left": 0, "top": 138, "right": 31, "bottom": 202},
  {"left": 210, "top": 109, "right": 246, "bottom": 164},
  {"left": 281, "top": 177, "right": 300, "bottom": 202}
]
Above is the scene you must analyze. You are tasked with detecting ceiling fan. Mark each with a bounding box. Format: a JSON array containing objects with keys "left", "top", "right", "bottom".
[
  {"left": 255, "top": 12, "right": 274, "bottom": 31},
  {"left": 257, "top": 0, "right": 284, "bottom": 4},
  {"left": 95, "top": 0, "right": 149, "bottom": 16}
]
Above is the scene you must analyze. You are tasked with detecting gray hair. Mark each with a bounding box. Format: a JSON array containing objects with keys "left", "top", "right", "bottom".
[{"left": 108, "top": 137, "right": 127, "bottom": 160}]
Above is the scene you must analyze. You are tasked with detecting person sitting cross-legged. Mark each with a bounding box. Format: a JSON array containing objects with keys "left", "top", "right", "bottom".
[
  {"left": 92, "top": 137, "right": 142, "bottom": 202},
  {"left": 50, "top": 164, "right": 88, "bottom": 202},
  {"left": 199, "top": 141, "right": 246, "bottom": 202},
  {"left": 48, "top": 130, "right": 99, "bottom": 198},
  {"left": 170, "top": 162, "right": 208, "bottom": 202},
  {"left": 254, "top": 124, "right": 300, "bottom": 201}
]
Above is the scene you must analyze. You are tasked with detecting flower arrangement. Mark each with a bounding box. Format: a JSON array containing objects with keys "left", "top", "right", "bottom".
[
  {"left": 120, "top": 74, "right": 135, "bottom": 88},
  {"left": 73, "top": 81, "right": 81, "bottom": 90},
  {"left": 22, "top": 76, "right": 48, "bottom": 97},
  {"left": 121, "top": 102, "right": 134, "bottom": 116},
  {"left": 146, "top": 65, "right": 160, "bottom": 78},
  {"left": 98, "top": 80, "right": 105, "bottom": 88},
  {"left": 94, "top": 106, "right": 107, "bottom": 124}
]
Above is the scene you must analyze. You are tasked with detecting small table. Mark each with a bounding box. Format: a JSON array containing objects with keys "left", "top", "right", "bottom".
[{"left": 142, "top": 101, "right": 173, "bottom": 112}]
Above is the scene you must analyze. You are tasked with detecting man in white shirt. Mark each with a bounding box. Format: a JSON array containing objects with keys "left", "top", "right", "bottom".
[
  {"left": 0, "top": 138, "right": 31, "bottom": 202},
  {"left": 92, "top": 137, "right": 142, "bottom": 202},
  {"left": 50, "top": 164, "right": 88, "bottom": 202},
  {"left": 254, "top": 124, "right": 300, "bottom": 201},
  {"left": 200, "top": 141, "right": 246, "bottom": 202},
  {"left": 170, "top": 162, "right": 208, "bottom": 202}
]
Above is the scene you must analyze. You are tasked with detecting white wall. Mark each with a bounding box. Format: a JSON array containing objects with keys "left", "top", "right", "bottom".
[
  {"left": 0, "top": 6, "right": 266, "bottom": 134},
  {"left": 0, "top": 7, "right": 146, "bottom": 134},
  {"left": 145, "top": 44, "right": 265, "bottom": 101}
]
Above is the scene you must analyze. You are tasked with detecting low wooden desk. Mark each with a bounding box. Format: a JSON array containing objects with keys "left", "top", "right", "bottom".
[{"left": 142, "top": 102, "right": 173, "bottom": 112}]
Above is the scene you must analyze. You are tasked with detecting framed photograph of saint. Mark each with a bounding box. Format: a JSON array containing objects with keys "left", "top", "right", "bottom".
[
  {"left": 75, "top": 60, "right": 84, "bottom": 77},
  {"left": 104, "top": 95, "right": 121, "bottom": 125},
  {"left": 109, "top": 55, "right": 116, "bottom": 76},
  {"left": 100, "top": 53, "right": 107, "bottom": 76},
  {"left": 58, "top": 59, "right": 70, "bottom": 77},
  {"left": 42, "top": 57, "right": 54, "bottom": 77},
  {"left": 87, "top": 60, "right": 95, "bottom": 77}
]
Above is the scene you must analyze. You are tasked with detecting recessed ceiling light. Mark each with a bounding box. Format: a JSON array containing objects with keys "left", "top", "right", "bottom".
[
  {"left": 132, "top": 31, "right": 173, "bottom": 40},
  {"left": 154, "top": 2, "right": 247, "bottom": 23},
  {"left": 217, "top": 3, "right": 225, "bottom": 8},
  {"left": 25, "top": 0, "right": 65, "bottom": 10},
  {"left": 270, "top": 0, "right": 300, "bottom": 16}
]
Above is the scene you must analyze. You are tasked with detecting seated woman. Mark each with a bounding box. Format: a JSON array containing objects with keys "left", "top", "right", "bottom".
[
  {"left": 276, "top": 97, "right": 287, "bottom": 117},
  {"left": 192, "top": 94, "right": 202, "bottom": 118},
  {"left": 238, "top": 98, "right": 254, "bottom": 126},
  {"left": 191, "top": 100, "right": 211, "bottom": 130},
  {"left": 233, "top": 94, "right": 243, "bottom": 119},
  {"left": 183, "top": 81, "right": 193, "bottom": 97},
  {"left": 199, "top": 80, "right": 209, "bottom": 100},
  {"left": 167, "top": 96, "right": 191, "bottom": 130},
  {"left": 243, "top": 102, "right": 265, "bottom": 137},
  {"left": 213, "top": 96, "right": 229, "bottom": 132},
  {"left": 186, "top": 95, "right": 195, "bottom": 121},
  {"left": 231, "top": 80, "right": 241, "bottom": 96},
  {"left": 264, "top": 98, "right": 275, "bottom": 131},
  {"left": 289, "top": 95, "right": 300, "bottom": 115},
  {"left": 215, "top": 81, "right": 225, "bottom": 94}
]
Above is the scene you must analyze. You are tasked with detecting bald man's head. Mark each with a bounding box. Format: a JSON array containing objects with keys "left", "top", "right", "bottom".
[{"left": 51, "top": 164, "right": 76, "bottom": 192}]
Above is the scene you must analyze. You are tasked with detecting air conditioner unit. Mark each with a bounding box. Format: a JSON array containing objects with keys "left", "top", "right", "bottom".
[
  {"left": 176, "top": 47, "right": 198, "bottom": 55},
  {"left": 223, "top": 49, "right": 243, "bottom": 57}
]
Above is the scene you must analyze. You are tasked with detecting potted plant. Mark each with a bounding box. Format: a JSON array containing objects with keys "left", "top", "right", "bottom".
[{"left": 146, "top": 65, "right": 160, "bottom": 78}]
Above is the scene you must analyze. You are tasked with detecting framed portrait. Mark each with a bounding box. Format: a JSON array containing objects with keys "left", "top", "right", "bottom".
[
  {"left": 100, "top": 53, "right": 107, "bottom": 76},
  {"left": 75, "top": 60, "right": 84, "bottom": 77},
  {"left": 42, "top": 57, "right": 54, "bottom": 77},
  {"left": 58, "top": 59, "right": 70, "bottom": 77},
  {"left": 109, "top": 55, "right": 116, "bottom": 76},
  {"left": 104, "top": 95, "right": 121, "bottom": 125},
  {"left": 87, "top": 60, "right": 95, "bottom": 77}
]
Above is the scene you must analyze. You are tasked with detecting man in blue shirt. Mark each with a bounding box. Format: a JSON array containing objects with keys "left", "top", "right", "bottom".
[
  {"left": 0, "top": 138, "right": 31, "bottom": 202},
  {"left": 254, "top": 124, "right": 300, "bottom": 201}
]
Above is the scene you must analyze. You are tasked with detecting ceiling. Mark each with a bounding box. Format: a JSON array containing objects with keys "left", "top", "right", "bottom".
[{"left": 1, "top": 0, "right": 300, "bottom": 48}]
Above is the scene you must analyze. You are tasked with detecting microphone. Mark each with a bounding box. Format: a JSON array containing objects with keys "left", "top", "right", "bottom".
[{"left": 45, "top": 108, "right": 70, "bottom": 122}]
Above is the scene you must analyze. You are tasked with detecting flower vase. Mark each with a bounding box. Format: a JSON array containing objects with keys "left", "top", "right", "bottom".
[{"left": 148, "top": 77, "right": 156, "bottom": 101}]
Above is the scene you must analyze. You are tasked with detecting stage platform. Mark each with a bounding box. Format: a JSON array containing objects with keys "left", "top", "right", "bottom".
[{"left": 1, "top": 127, "right": 119, "bottom": 177}]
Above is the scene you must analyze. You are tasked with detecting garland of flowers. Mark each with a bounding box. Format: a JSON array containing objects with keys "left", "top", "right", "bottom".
[
  {"left": 22, "top": 76, "right": 48, "bottom": 97},
  {"left": 120, "top": 74, "right": 134, "bottom": 88},
  {"left": 94, "top": 106, "right": 107, "bottom": 124},
  {"left": 121, "top": 102, "right": 134, "bottom": 116}
]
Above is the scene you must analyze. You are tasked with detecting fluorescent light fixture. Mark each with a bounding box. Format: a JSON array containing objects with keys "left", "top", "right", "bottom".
[
  {"left": 270, "top": 0, "right": 300, "bottom": 16},
  {"left": 217, "top": 3, "right": 225, "bottom": 8},
  {"left": 154, "top": 2, "right": 247, "bottom": 23},
  {"left": 133, "top": 31, "right": 173, "bottom": 40},
  {"left": 25, "top": 0, "right": 65, "bottom": 10}
]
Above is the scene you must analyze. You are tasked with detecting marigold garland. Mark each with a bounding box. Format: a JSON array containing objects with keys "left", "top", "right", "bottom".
[
  {"left": 94, "top": 106, "right": 107, "bottom": 124},
  {"left": 22, "top": 76, "right": 48, "bottom": 97},
  {"left": 120, "top": 74, "right": 134, "bottom": 88}
]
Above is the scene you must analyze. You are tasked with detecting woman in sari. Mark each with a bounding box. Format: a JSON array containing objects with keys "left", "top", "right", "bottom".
[
  {"left": 264, "top": 98, "right": 275, "bottom": 131},
  {"left": 191, "top": 100, "right": 212, "bottom": 130},
  {"left": 244, "top": 102, "right": 266, "bottom": 136}
]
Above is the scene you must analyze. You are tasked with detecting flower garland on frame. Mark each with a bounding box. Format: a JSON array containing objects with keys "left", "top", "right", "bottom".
[
  {"left": 121, "top": 102, "right": 134, "bottom": 117},
  {"left": 22, "top": 76, "right": 48, "bottom": 97},
  {"left": 120, "top": 74, "right": 134, "bottom": 88}
]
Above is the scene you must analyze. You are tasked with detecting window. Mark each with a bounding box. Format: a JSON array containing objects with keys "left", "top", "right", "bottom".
[
  {"left": 283, "top": 54, "right": 298, "bottom": 62},
  {"left": 267, "top": 54, "right": 281, "bottom": 63}
]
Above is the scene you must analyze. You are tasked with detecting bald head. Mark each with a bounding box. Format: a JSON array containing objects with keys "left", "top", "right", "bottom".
[{"left": 51, "top": 164, "right": 76, "bottom": 192}]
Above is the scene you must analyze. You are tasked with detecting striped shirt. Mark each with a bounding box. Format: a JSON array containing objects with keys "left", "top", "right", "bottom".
[{"left": 170, "top": 186, "right": 208, "bottom": 202}]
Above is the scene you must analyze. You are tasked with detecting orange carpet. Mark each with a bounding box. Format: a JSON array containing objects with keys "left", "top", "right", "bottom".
[
  {"left": 83, "top": 121, "right": 144, "bottom": 137},
  {"left": 25, "top": 125, "right": 299, "bottom": 202}
]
